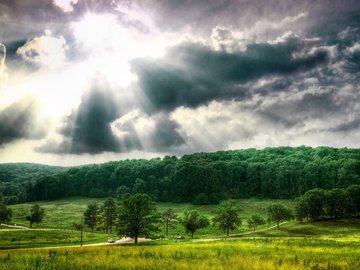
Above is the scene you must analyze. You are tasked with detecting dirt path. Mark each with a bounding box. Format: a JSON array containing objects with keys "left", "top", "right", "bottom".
[
  {"left": 192, "top": 222, "right": 289, "bottom": 242},
  {"left": 0, "top": 223, "right": 28, "bottom": 229}
]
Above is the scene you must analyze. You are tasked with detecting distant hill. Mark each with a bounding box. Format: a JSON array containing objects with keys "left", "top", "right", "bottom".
[
  {"left": 0, "top": 163, "right": 66, "bottom": 183},
  {"left": 1, "top": 146, "right": 360, "bottom": 204}
]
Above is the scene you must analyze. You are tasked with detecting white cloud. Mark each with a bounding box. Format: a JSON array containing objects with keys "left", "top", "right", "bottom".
[
  {"left": 211, "top": 26, "right": 248, "bottom": 52},
  {"left": 0, "top": 43, "right": 8, "bottom": 93},
  {"left": 53, "top": 0, "right": 78, "bottom": 13},
  {"left": 16, "top": 32, "right": 67, "bottom": 67}
]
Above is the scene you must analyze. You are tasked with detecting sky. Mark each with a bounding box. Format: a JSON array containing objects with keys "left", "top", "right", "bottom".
[{"left": 1, "top": 0, "right": 360, "bottom": 166}]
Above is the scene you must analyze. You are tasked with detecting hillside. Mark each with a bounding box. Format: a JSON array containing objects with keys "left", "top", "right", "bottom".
[{"left": 1, "top": 146, "right": 360, "bottom": 204}]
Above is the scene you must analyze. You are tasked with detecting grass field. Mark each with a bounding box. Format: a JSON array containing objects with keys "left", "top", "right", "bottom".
[
  {"left": 8, "top": 197, "right": 105, "bottom": 229},
  {"left": 1, "top": 196, "right": 359, "bottom": 269},
  {"left": 0, "top": 234, "right": 359, "bottom": 269},
  {"left": 0, "top": 228, "right": 107, "bottom": 249},
  {"left": 8, "top": 197, "right": 293, "bottom": 238}
]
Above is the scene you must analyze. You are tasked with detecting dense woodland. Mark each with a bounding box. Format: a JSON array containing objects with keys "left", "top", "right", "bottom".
[{"left": 1, "top": 146, "right": 360, "bottom": 204}]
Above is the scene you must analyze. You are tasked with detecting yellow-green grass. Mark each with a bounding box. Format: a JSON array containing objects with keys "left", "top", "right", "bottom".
[
  {"left": 0, "top": 229, "right": 107, "bottom": 249},
  {"left": 253, "top": 218, "right": 360, "bottom": 239},
  {"left": 0, "top": 236, "right": 359, "bottom": 270}
]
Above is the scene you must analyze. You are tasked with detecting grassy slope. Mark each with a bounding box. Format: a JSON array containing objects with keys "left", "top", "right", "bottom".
[
  {"left": 8, "top": 197, "right": 294, "bottom": 237},
  {"left": 9, "top": 197, "right": 295, "bottom": 227},
  {"left": 0, "top": 229, "right": 107, "bottom": 249},
  {"left": 9, "top": 197, "right": 105, "bottom": 228}
]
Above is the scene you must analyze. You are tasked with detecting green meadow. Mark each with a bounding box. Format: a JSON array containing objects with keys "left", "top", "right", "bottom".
[
  {"left": 0, "top": 234, "right": 359, "bottom": 270},
  {"left": 1, "top": 197, "right": 359, "bottom": 269},
  {"left": 8, "top": 197, "right": 293, "bottom": 235}
]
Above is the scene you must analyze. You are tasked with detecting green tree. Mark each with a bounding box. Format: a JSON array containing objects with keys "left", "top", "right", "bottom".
[
  {"left": 133, "top": 179, "right": 146, "bottom": 194},
  {"left": 84, "top": 203, "right": 99, "bottom": 232},
  {"left": 324, "top": 188, "right": 347, "bottom": 219},
  {"left": 346, "top": 184, "right": 360, "bottom": 217},
  {"left": 0, "top": 202, "right": 12, "bottom": 223},
  {"left": 116, "top": 194, "right": 160, "bottom": 244},
  {"left": 214, "top": 199, "right": 242, "bottom": 236},
  {"left": 100, "top": 198, "right": 117, "bottom": 234},
  {"left": 26, "top": 204, "right": 45, "bottom": 228},
  {"left": 294, "top": 196, "right": 310, "bottom": 222},
  {"left": 116, "top": 185, "right": 130, "bottom": 201},
  {"left": 161, "top": 208, "right": 178, "bottom": 237},
  {"left": 181, "top": 210, "right": 209, "bottom": 239},
  {"left": 247, "top": 214, "right": 265, "bottom": 232},
  {"left": 267, "top": 203, "right": 293, "bottom": 228},
  {"left": 302, "top": 189, "right": 326, "bottom": 221}
]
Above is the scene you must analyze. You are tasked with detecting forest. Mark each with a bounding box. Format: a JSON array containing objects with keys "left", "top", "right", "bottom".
[{"left": 1, "top": 146, "right": 360, "bottom": 204}]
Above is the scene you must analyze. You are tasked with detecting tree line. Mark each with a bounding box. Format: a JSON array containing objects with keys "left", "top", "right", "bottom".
[
  {"left": 1, "top": 146, "right": 360, "bottom": 204},
  {"left": 2, "top": 187, "right": 359, "bottom": 243},
  {"left": 295, "top": 185, "right": 360, "bottom": 222}
]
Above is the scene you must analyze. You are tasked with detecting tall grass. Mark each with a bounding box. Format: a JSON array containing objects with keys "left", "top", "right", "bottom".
[{"left": 0, "top": 237, "right": 359, "bottom": 269}]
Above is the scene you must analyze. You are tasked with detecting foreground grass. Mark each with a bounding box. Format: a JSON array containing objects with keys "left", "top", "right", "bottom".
[{"left": 0, "top": 236, "right": 359, "bottom": 270}]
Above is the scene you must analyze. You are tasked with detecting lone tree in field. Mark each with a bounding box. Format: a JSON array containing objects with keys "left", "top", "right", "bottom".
[
  {"left": 247, "top": 214, "right": 265, "bottom": 232},
  {"left": 267, "top": 203, "right": 293, "bottom": 228},
  {"left": 0, "top": 202, "right": 12, "bottom": 223},
  {"left": 26, "top": 204, "right": 44, "bottom": 228},
  {"left": 117, "top": 194, "right": 160, "bottom": 244},
  {"left": 84, "top": 203, "right": 99, "bottom": 232},
  {"left": 214, "top": 199, "right": 242, "bottom": 236},
  {"left": 161, "top": 208, "right": 178, "bottom": 237},
  {"left": 181, "top": 210, "right": 209, "bottom": 239},
  {"left": 100, "top": 198, "right": 117, "bottom": 234}
]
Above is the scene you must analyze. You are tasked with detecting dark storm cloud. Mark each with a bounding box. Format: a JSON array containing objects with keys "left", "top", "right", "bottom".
[
  {"left": 132, "top": 37, "right": 329, "bottom": 112},
  {"left": 344, "top": 49, "right": 360, "bottom": 73},
  {"left": 150, "top": 114, "right": 185, "bottom": 150},
  {"left": 64, "top": 89, "right": 120, "bottom": 154},
  {"left": 37, "top": 82, "right": 123, "bottom": 154},
  {"left": 330, "top": 118, "right": 360, "bottom": 132},
  {"left": 0, "top": 99, "right": 45, "bottom": 145}
]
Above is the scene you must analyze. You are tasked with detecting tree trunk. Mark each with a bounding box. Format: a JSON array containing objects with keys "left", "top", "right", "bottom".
[
  {"left": 277, "top": 221, "right": 280, "bottom": 228},
  {"left": 29, "top": 222, "right": 33, "bottom": 228},
  {"left": 226, "top": 227, "right": 229, "bottom": 236},
  {"left": 134, "top": 236, "right": 138, "bottom": 244},
  {"left": 165, "top": 220, "right": 169, "bottom": 236},
  {"left": 253, "top": 226, "right": 256, "bottom": 232}
]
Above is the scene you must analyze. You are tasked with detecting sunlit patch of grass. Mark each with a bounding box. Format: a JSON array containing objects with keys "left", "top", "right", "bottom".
[
  {"left": 0, "top": 229, "right": 107, "bottom": 249},
  {"left": 9, "top": 197, "right": 105, "bottom": 229}
]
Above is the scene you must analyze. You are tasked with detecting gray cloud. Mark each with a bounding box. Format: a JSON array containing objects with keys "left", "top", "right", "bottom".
[
  {"left": 61, "top": 87, "right": 121, "bottom": 154},
  {"left": 0, "top": 99, "right": 46, "bottom": 145},
  {"left": 128, "top": 0, "right": 360, "bottom": 35},
  {"left": 3, "top": 0, "right": 360, "bottom": 160},
  {"left": 149, "top": 113, "right": 185, "bottom": 150},
  {"left": 132, "top": 36, "right": 329, "bottom": 113}
]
